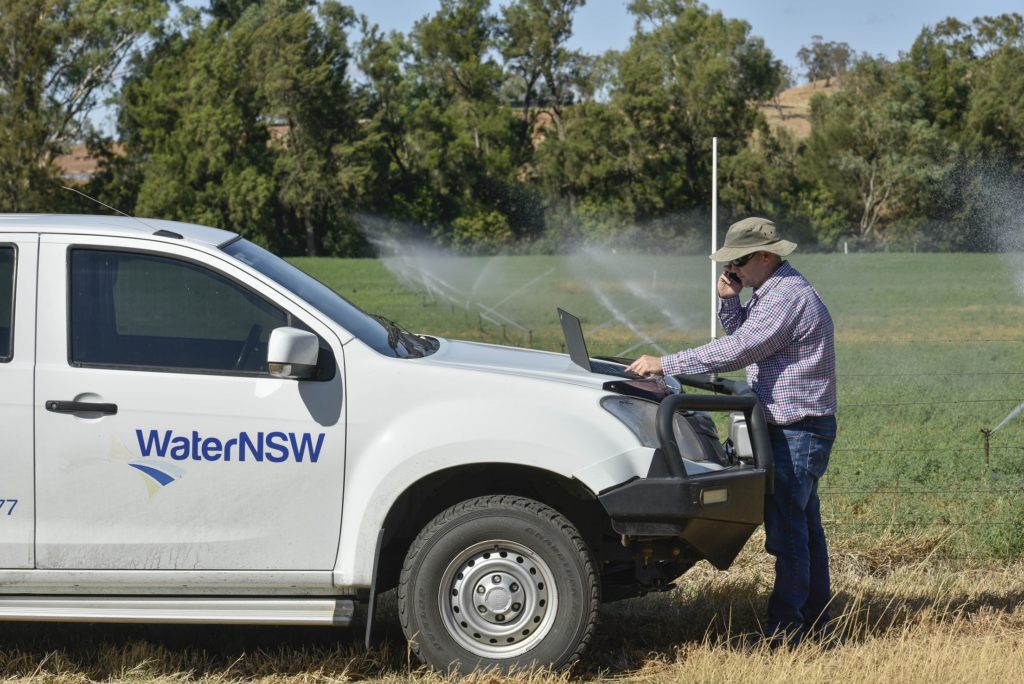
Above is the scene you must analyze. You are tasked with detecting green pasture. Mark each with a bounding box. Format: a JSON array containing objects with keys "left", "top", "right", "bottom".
[{"left": 292, "top": 252, "right": 1024, "bottom": 559}]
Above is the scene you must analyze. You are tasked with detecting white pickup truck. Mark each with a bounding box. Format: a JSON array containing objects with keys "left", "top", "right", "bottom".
[{"left": 0, "top": 214, "right": 772, "bottom": 672}]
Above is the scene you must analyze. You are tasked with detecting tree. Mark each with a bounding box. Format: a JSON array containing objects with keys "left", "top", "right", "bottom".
[
  {"left": 533, "top": 98, "right": 639, "bottom": 228},
  {"left": 562, "top": 0, "right": 780, "bottom": 223},
  {"left": 887, "top": 13, "right": 1024, "bottom": 249},
  {"left": 497, "top": 0, "right": 590, "bottom": 157},
  {"left": 118, "top": 7, "right": 277, "bottom": 242},
  {"left": 208, "top": 0, "right": 260, "bottom": 23},
  {"left": 103, "top": 0, "right": 367, "bottom": 255},
  {"left": 719, "top": 126, "right": 794, "bottom": 218},
  {"left": 354, "top": 20, "right": 429, "bottom": 224},
  {"left": 800, "top": 57, "right": 956, "bottom": 241},
  {"left": 410, "top": 0, "right": 504, "bottom": 158},
  {"left": 961, "top": 15, "right": 1024, "bottom": 166},
  {"left": 719, "top": 125, "right": 848, "bottom": 247},
  {"left": 797, "top": 35, "right": 851, "bottom": 86},
  {"left": 0, "top": 0, "right": 168, "bottom": 211},
  {"left": 900, "top": 19, "right": 975, "bottom": 136},
  {"left": 767, "top": 61, "right": 794, "bottom": 119},
  {"left": 250, "top": 0, "right": 367, "bottom": 255},
  {"left": 357, "top": 0, "right": 544, "bottom": 249}
]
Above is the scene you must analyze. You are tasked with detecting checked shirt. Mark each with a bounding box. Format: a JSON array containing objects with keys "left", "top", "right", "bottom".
[{"left": 660, "top": 261, "right": 836, "bottom": 425}]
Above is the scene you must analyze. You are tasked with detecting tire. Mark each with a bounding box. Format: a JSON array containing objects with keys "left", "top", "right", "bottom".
[{"left": 398, "top": 495, "right": 600, "bottom": 674}]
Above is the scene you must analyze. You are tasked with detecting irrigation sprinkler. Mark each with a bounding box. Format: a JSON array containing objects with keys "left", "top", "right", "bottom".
[{"left": 981, "top": 401, "right": 1024, "bottom": 468}]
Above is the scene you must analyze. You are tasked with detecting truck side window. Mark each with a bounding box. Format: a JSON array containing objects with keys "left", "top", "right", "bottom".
[
  {"left": 0, "top": 246, "right": 13, "bottom": 362},
  {"left": 70, "top": 249, "right": 287, "bottom": 374}
]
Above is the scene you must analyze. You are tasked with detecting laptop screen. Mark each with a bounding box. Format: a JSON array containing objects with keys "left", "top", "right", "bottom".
[{"left": 557, "top": 308, "right": 592, "bottom": 372}]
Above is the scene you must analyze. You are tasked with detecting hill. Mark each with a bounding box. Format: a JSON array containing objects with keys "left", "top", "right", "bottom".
[{"left": 758, "top": 78, "right": 841, "bottom": 139}]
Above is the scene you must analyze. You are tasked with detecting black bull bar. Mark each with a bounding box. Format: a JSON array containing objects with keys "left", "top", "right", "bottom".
[{"left": 597, "top": 373, "right": 775, "bottom": 569}]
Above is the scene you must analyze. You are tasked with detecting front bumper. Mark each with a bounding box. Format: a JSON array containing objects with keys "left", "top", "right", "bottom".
[{"left": 597, "top": 374, "right": 773, "bottom": 570}]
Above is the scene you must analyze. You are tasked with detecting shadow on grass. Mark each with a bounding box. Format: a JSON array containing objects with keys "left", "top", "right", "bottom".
[{"left": 0, "top": 620, "right": 392, "bottom": 680}]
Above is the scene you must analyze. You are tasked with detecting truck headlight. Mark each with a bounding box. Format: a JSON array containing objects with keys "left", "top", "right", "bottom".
[
  {"left": 601, "top": 396, "right": 659, "bottom": 447},
  {"left": 601, "top": 395, "right": 717, "bottom": 463}
]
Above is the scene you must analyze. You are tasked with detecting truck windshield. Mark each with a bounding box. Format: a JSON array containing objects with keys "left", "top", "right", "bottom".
[{"left": 222, "top": 238, "right": 437, "bottom": 359}]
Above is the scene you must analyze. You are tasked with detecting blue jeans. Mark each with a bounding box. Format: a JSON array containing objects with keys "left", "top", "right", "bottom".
[{"left": 763, "top": 415, "right": 836, "bottom": 642}]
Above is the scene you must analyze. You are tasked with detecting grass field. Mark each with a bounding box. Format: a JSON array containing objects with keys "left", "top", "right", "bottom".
[{"left": 2, "top": 251, "right": 1023, "bottom": 681}]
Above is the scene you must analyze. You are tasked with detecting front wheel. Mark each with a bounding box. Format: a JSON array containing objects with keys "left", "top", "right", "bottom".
[{"left": 398, "top": 495, "right": 599, "bottom": 674}]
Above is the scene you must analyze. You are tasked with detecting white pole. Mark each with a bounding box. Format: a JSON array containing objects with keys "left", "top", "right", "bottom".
[{"left": 710, "top": 137, "right": 718, "bottom": 341}]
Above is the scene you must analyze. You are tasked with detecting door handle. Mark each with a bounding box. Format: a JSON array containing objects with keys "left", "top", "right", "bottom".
[{"left": 45, "top": 400, "right": 118, "bottom": 415}]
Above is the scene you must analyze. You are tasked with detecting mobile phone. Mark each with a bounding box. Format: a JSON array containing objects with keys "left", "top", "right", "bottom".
[{"left": 726, "top": 271, "right": 741, "bottom": 284}]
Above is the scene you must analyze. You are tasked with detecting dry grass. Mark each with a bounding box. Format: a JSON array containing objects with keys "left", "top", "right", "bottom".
[
  {"left": 3, "top": 537, "right": 1024, "bottom": 682},
  {"left": 757, "top": 79, "right": 841, "bottom": 139}
]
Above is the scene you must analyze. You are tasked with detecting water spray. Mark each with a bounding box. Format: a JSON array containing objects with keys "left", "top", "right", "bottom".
[
  {"left": 368, "top": 229, "right": 537, "bottom": 345},
  {"left": 585, "top": 281, "right": 667, "bottom": 356},
  {"left": 990, "top": 401, "right": 1024, "bottom": 435},
  {"left": 491, "top": 269, "right": 554, "bottom": 310},
  {"left": 578, "top": 247, "right": 692, "bottom": 332}
]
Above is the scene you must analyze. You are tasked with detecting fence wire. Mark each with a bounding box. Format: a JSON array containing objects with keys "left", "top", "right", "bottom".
[{"left": 723, "top": 335, "right": 1024, "bottom": 559}]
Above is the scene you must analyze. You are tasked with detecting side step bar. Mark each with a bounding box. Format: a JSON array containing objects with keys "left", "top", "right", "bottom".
[{"left": 0, "top": 597, "right": 354, "bottom": 626}]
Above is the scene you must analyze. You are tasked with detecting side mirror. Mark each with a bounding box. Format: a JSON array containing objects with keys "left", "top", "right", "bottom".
[{"left": 267, "top": 327, "right": 319, "bottom": 380}]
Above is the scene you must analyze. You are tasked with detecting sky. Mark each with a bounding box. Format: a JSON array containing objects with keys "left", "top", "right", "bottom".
[{"left": 343, "top": 0, "right": 1024, "bottom": 73}]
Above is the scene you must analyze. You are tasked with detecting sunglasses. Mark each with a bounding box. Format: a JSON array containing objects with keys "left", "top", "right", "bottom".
[{"left": 727, "top": 253, "right": 755, "bottom": 268}]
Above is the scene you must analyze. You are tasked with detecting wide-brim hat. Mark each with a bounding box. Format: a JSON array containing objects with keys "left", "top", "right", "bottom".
[{"left": 710, "top": 217, "right": 797, "bottom": 262}]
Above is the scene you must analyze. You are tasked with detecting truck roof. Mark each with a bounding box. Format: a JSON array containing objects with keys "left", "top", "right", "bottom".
[{"left": 0, "top": 214, "right": 237, "bottom": 248}]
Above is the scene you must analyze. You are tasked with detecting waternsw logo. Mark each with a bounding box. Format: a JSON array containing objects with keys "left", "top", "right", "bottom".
[
  {"left": 125, "top": 428, "right": 323, "bottom": 491},
  {"left": 129, "top": 460, "right": 185, "bottom": 494},
  {"left": 135, "top": 430, "right": 325, "bottom": 464},
  {"left": 130, "top": 429, "right": 325, "bottom": 492}
]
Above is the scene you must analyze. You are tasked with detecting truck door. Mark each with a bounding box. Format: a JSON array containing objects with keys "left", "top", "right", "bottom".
[
  {"left": 0, "top": 236, "right": 37, "bottom": 568},
  {"left": 33, "top": 235, "right": 347, "bottom": 571}
]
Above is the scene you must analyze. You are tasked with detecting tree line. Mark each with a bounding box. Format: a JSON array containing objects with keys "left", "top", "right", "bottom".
[{"left": 2, "top": 0, "right": 1022, "bottom": 256}]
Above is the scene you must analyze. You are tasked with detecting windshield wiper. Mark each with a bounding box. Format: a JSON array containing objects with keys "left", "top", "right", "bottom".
[{"left": 370, "top": 315, "right": 434, "bottom": 358}]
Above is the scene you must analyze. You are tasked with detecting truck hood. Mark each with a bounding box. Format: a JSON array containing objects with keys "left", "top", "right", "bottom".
[{"left": 421, "top": 338, "right": 620, "bottom": 390}]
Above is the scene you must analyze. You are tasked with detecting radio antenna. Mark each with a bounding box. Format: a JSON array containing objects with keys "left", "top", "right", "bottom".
[{"left": 61, "top": 185, "right": 161, "bottom": 234}]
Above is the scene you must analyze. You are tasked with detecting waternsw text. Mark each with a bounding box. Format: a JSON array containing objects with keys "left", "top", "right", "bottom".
[{"left": 136, "top": 430, "right": 325, "bottom": 463}]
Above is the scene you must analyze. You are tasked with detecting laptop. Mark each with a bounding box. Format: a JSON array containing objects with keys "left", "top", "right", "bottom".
[{"left": 557, "top": 308, "right": 643, "bottom": 379}]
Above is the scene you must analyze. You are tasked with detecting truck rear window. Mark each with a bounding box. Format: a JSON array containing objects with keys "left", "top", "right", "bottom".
[{"left": 0, "top": 246, "right": 13, "bottom": 362}]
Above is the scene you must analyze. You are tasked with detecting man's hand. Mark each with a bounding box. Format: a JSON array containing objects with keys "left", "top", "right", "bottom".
[
  {"left": 627, "top": 355, "right": 664, "bottom": 377},
  {"left": 718, "top": 270, "right": 742, "bottom": 298}
]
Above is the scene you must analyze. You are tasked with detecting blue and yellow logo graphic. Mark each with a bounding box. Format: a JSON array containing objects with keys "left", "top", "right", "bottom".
[{"left": 128, "top": 460, "right": 186, "bottom": 495}]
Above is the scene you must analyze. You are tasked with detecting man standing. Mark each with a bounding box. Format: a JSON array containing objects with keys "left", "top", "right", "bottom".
[{"left": 627, "top": 217, "right": 837, "bottom": 646}]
